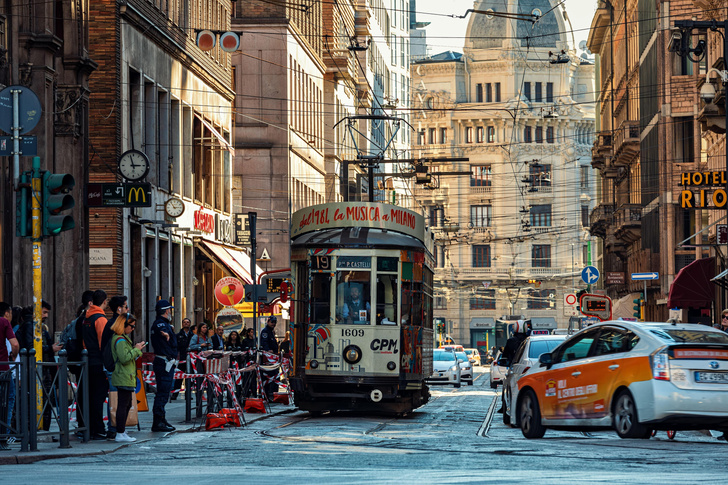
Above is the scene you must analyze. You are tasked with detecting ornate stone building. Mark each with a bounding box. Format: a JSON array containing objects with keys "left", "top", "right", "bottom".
[{"left": 411, "top": 1, "right": 595, "bottom": 350}]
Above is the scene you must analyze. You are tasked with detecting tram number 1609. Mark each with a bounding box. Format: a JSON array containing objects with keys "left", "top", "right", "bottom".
[{"left": 342, "top": 328, "right": 365, "bottom": 338}]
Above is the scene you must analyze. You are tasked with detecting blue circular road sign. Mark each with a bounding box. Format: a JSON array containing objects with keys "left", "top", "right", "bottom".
[{"left": 581, "top": 266, "right": 600, "bottom": 285}]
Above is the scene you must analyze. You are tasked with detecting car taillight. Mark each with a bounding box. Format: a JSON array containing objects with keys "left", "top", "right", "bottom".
[
  {"left": 522, "top": 366, "right": 531, "bottom": 374},
  {"left": 652, "top": 348, "right": 670, "bottom": 381}
]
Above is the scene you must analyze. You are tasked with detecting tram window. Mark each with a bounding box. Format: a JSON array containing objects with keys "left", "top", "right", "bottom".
[
  {"left": 311, "top": 273, "right": 332, "bottom": 324},
  {"left": 376, "top": 274, "right": 398, "bottom": 325},
  {"left": 411, "top": 282, "right": 423, "bottom": 325},
  {"left": 401, "top": 281, "right": 412, "bottom": 325},
  {"left": 336, "top": 271, "right": 371, "bottom": 325}
]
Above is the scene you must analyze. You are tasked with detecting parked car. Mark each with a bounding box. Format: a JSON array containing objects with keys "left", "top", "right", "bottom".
[
  {"left": 514, "top": 321, "right": 728, "bottom": 439},
  {"left": 429, "top": 349, "right": 462, "bottom": 388},
  {"left": 440, "top": 345, "right": 464, "bottom": 353},
  {"left": 502, "top": 335, "right": 567, "bottom": 425},
  {"left": 489, "top": 351, "right": 509, "bottom": 389},
  {"left": 464, "top": 348, "right": 482, "bottom": 366},
  {"left": 455, "top": 351, "right": 474, "bottom": 385}
]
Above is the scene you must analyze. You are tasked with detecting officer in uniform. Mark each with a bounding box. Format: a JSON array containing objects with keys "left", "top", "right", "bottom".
[
  {"left": 150, "top": 300, "right": 178, "bottom": 432},
  {"left": 259, "top": 316, "right": 279, "bottom": 401}
]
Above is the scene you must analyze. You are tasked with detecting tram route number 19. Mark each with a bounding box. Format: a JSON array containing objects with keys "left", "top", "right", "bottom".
[
  {"left": 342, "top": 328, "right": 364, "bottom": 337},
  {"left": 312, "top": 255, "right": 330, "bottom": 270}
]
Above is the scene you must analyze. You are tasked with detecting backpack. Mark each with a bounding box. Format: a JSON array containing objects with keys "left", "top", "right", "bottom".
[
  {"left": 60, "top": 315, "right": 83, "bottom": 361},
  {"left": 102, "top": 336, "right": 116, "bottom": 372}
]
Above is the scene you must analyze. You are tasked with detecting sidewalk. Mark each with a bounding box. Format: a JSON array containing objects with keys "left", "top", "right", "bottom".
[{"left": 0, "top": 394, "right": 295, "bottom": 465}]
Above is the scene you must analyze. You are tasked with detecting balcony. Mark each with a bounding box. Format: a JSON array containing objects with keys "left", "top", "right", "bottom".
[
  {"left": 612, "top": 121, "right": 640, "bottom": 166},
  {"left": 614, "top": 204, "right": 642, "bottom": 243},
  {"left": 413, "top": 186, "right": 448, "bottom": 205},
  {"left": 469, "top": 184, "right": 492, "bottom": 196},
  {"left": 589, "top": 203, "right": 615, "bottom": 239},
  {"left": 605, "top": 230, "right": 627, "bottom": 258},
  {"left": 591, "top": 132, "right": 612, "bottom": 169},
  {"left": 455, "top": 266, "right": 569, "bottom": 279}
]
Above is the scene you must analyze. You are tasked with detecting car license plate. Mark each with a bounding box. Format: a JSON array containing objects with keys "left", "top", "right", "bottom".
[{"left": 695, "top": 371, "right": 728, "bottom": 383}]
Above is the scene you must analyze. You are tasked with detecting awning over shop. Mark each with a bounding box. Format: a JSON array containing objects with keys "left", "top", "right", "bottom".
[
  {"left": 531, "top": 317, "right": 557, "bottom": 330},
  {"left": 198, "top": 240, "right": 262, "bottom": 284},
  {"left": 470, "top": 317, "right": 494, "bottom": 329},
  {"left": 668, "top": 257, "right": 716, "bottom": 309}
]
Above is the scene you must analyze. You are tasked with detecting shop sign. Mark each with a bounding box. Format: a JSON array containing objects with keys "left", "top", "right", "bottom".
[
  {"left": 234, "top": 213, "right": 251, "bottom": 246},
  {"left": 290, "top": 202, "right": 425, "bottom": 242},
  {"left": 605, "top": 272, "right": 625, "bottom": 285},
  {"left": 214, "top": 276, "right": 245, "bottom": 306},
  {"left": 679, "top": 171, "right": 728, "bottom": 209},
  {"left": 194, "top": 207, "right": 215, "bottom": 233},
  {"left": 216, "top": 214, "right": 234, "bottom": 244},
  {"left": 718, "top": 224, "right": 728, "bottom": 244}
]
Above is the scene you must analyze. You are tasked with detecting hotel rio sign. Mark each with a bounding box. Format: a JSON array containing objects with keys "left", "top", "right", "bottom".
[{"left": 679, "top": 170, "right": 728, "bottom": 209}]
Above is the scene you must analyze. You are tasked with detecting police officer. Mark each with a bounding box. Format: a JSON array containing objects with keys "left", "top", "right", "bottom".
[
  {"left": 259, "top": 316, "right": 279, "bottom": 401},
  {"left": 150, "top": 300, "right": 177, "bottom": 432}
]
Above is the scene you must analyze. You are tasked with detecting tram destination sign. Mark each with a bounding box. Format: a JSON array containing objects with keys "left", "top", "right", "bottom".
[{"left": 291, "top": 202, "right": 425, "bottom": 242}]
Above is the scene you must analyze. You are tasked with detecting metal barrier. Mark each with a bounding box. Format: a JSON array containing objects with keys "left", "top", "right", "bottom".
[{"left": 0, "top": 349, "right": 89, "bottom": 452}]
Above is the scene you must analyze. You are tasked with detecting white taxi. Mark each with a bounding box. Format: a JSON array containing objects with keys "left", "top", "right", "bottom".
[{"left": 514, "top": 321, "right": 728, "bottom": 439}]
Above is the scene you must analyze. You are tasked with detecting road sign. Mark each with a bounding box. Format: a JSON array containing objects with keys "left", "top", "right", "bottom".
[
  {"left": 631, "top": 272, "right": 659, "bottom": 281},
  {"left": 581, "top": 265, "right": 600, "bottom": 285},
  {"left": 87, "top": 183, "right": 152, "bottom": 207},
  {"left": 0, "top": 85, "right": 42, "bottom": 135},
  {"left": 0, "top": 136, "right": 37, "bottom": 156},
  {"left": 234, "top": 213, "right": 251, "bottom": 246},
  {"left": 244, "top": 284, "right": 268, "bottom": 302},
  {"left": 564, "top": 293, "right": 579, "bottom": 317}
]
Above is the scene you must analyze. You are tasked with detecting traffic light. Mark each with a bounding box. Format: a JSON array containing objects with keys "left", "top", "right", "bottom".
[
  {"left": 41, "top": 171, "right": 75, "bottom": 236},
  {"left": 527, "top": 279, "right": 542, "bottom": 287},
  {"left": 633, "top": 295, "right": 643, "bottom": 320},
  {"left": 435, "top": 319, "right": 445, "bottom": 334},
  {"left": 575, "top": 288, "right": 587, "bottom": 312},
  {"left": 15, "top": 171, "right": 32, "bottom": 238}
]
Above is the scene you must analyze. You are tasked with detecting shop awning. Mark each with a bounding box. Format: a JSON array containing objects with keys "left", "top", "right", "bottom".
[
  {"left": 531, "top": 317, "right": 557, "bottom": 329},
  {"left": 668, "top": 257, "right": 716, "bottom": 309},
  {"left": 198, "top": 240, "right": 262, "bottom": 284},
  {"left": 469, "top": 317, "right": 494, "bottom": 329}
]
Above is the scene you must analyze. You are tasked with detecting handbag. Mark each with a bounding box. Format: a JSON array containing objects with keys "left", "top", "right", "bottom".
[{"left": 108, "top": 391, "right": 139, "bottom": 427}]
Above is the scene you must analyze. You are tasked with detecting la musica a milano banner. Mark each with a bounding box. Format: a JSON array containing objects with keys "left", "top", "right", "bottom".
[
  {"left": 290, "top": 202, "right": 425, "bottom": 242},
  {"left": 679, "top": 170, "right": 728, "bottom": 209}
]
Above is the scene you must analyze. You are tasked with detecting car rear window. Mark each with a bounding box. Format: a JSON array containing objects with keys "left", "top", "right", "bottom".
[
  {"left": 433, "top": 351, "right": 456, "bottom": 362},
  {"left": 650, "top": 329, "right": 728, "bottom": 344},
  {"left": 456, "top": 352, "right": 468, "bottom": 361},
  {"left": 528, "top": 340, "right": 562, "bottom": 359}
]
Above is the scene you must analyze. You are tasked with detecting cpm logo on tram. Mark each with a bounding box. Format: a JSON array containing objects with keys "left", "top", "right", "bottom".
[{"left": 370, "top": 339, "right": 398, "bottom": 353}]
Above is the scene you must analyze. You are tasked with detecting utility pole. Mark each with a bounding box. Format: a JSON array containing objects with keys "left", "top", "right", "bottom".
[{"left": 31, "top": 156, "right": 43, "bottom": 418}]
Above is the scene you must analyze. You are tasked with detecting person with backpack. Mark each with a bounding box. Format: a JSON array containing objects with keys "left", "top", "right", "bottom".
[
  {"left": 61, "top": 291, "right": 92, "bottom": 435},
  {"left": 109, "top": 313, "right": 145, "bottom": 443},
  {"left": 99, "top": 295, "right": 128, "bottom": 440},
  {"left": 81, "top": 290, "right": 110, "bottom": 440}
]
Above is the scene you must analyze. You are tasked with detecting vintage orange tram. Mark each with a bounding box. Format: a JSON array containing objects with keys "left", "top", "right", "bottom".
[{"left": 288, "top": 202, "right": 434, "bottom": 413}]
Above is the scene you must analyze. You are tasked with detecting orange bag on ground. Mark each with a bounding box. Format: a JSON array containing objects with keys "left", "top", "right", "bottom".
[
  {"left": 219, "top": 408, "right": 241, "bottom": 427},
  {"left": 243, "top": 398, "right": 266, "bottom": 414},
  {"left": 272, "top": 392, "right": 290, "bottom": 405},
  {"left": 205, "top": 413, "right": 228, "bottom": 430}
]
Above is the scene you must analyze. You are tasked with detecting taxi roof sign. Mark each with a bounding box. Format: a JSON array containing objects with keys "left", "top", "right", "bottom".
[{"left": 579, "top": 293, "right": 612, "bottom": 321}]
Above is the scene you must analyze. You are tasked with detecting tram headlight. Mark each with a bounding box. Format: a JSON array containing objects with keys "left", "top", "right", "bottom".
[
  {"left": 387, "top": 361, "right": 396, "bottom": 371},
  {"left": 310, "top": 360, "right": 319, "bottom": 369},
  {"left": 343, "top": 345, "right": 362, "bottom": 364}
]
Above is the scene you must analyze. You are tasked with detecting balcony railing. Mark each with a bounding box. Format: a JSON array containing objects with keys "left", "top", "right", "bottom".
[
  {"left": 456, "top": 266, "right": 569, "bottom": 277},
  {"left": 469, "top": 184, "right": 492, "bottom": 195},
  {"left": 589, "top": 203, "right": 615, "bottom": 238},
  {"left": 614, "top": 204, "right": 642, "bottom": 243},
  {"left": 613, "top": 121, "right": 640, "bottom": 165},
  {"left": 591, "top": 132, "right": 613, "bottom": 169}
]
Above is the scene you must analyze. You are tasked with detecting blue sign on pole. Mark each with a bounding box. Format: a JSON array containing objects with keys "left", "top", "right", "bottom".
[
  {"left": 631, "top": 272, "right": 659, "bottom": 281},
  {"left": 581, "top": 266, "right": 600, "bottom": 285}
]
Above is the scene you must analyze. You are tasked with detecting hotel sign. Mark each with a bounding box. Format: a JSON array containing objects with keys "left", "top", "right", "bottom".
[{"left": 679, "top": 171, "right": 728, "bottom": 209}]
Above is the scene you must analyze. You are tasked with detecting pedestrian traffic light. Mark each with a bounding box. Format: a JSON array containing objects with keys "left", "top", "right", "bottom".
[
  {"left": 633, "top": 295, "right": 643, "bottom": 320},
  {"left": 15, "top": 171, "right": 32, "bottom": 238},
  {"left": 41, "top": 171, "right": 75, "bottom": 237}
]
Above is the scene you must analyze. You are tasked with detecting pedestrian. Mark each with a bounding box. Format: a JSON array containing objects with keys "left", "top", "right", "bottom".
[
  {"left": 81, "top": 290, "right": 110, "bottom": 439},
  {"left": 40, "top": 300, "right": 62, "bottom": 431},
  {"left": 717, "top": 310, "right": 728, "bottom": 441},
  {"left": 280, "top": 331, "right": 292, "bottom": 360},
  {"left": 241, "top": 327, "right": 256, "bottom": 353},
  {"left": 150, "top": 299, "right": 177, "bottom": 432},
  {"left": 67, "top": 290, "right": 93, "bottom": 435},
  {"left": 110, "top": 313, "right": 145, "bottom": 442},
  {"left": 13, "top": 306, "right": 34, "bottom": 352},
  {"left": 0, "top": 302, "right": 19, "bottom": 450},
  {"left": 188, "top": 322, "right": 212, "bottom": 352},
  {"left": 173, "top": 318, "right": 194, "bottom": 401},
  {"left": 259, "top": 316, "right": 279, "bottom": 401},
  {"left": 211, "top": 324, "right": 225, "bottom": 350},
  {"left": 226, "top": 330, "right": 243, "bottom": 351},
  {"left": 101, "top": 295, "right": 128, "bottom": 440}
]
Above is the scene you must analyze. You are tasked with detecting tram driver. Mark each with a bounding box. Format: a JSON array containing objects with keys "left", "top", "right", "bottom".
[{"left": 342, "top": 286, "right": 370, "bottom": 324}]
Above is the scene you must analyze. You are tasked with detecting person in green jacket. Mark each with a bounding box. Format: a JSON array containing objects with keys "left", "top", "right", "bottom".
[{"left": 110, "top": 313, "right": 146, "bottom": 443}]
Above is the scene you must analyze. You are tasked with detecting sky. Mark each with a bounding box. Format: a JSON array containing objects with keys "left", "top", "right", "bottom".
[{"left": 414, "top": 0, "right": 597, "bottom": 54}]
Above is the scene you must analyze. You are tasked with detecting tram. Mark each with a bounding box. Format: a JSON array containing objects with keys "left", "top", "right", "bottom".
[{"left": 288, "top": 202, "right": 434, "bottom": 414}]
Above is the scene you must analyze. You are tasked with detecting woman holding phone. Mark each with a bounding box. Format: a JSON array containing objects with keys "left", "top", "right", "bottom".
[{"left": 110, "top": 313, "right": 145, "bottom": 442}]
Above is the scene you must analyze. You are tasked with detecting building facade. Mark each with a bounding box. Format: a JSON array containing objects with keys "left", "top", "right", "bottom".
[
  {"left": 88, "top": 0, "right": 238, "bottom": 339},
  {"left": 412, "top": 1, "right": 596, "bottom": 351}
]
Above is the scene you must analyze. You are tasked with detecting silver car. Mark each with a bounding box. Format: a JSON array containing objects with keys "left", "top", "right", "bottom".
[
  {"left": 456, "top": 351, "right": 474, "bottom": 385},
  {"left": 502, "top": 335, "right": 567, "bottom": 425},
  {"left": 489, "top": 351, "right": 508, "bottom": 389},
  {"left": 429, "top": 349, "right": 462, "bottom": 388}
]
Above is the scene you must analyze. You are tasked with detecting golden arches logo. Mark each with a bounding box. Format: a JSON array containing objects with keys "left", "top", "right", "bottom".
[{"left": 128, "top": 186, "right": 146, "bottom": 203}]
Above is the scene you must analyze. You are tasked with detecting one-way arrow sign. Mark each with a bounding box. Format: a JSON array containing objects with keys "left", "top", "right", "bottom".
[{"left": 631, "top": 272, "right": 659, "bottom": 281}]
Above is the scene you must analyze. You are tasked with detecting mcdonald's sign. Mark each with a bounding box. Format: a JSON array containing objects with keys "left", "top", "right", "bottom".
[{"left": 125, "top": 183, "right": 152, "bottom": 207}]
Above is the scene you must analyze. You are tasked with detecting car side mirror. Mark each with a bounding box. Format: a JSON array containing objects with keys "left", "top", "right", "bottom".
[{"left": 539, "top": 353, "right": 552, "bottom": 366}]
